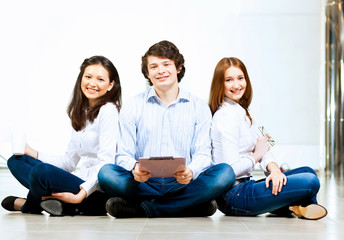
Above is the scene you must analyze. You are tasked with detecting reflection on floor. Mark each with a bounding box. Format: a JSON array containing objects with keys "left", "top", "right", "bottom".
[{"left": 0, "top": 168, "right": 343, "bottom": 240}]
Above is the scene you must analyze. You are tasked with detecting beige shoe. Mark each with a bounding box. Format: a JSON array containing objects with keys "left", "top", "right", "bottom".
[{"left": 289, "top": 204, "right": 327, "bottom": 220}]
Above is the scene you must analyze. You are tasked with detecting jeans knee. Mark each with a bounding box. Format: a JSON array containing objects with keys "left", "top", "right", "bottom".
[
  {"left": 214, "top": 163, "right": 236, "bottom": 190},
  {"left": 98, "top": 164, "right": 113, "bottom": 188},
  {"left": 7, "top": 155, "right": 15, "bottom": 169},
  {"left": 304, "top": 173, "right": 320, "bottom": 194},
  {"left": 301, "top": 166, "right": 317, "bottom": 176},
  {"left": 98, "top": 164, "right": 135, "bottom": 196},
  {"left": 98, "top": 164, "right": 125, "bottom": 191},
  {"left": 29, "top": 163, "right": 53, "bottom": 184},
  {"left": 7, "top": 155, "right": 21, "bottom": 170}
]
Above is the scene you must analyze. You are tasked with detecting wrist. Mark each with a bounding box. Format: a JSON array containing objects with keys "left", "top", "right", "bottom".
[
  {"left": 78, "top": 188, "right": 87, "bottom": 201},
  {"left": 251, "top": 153, "right": 261, "bottom": 163},
  {"left": 267, "top": 162, "right": 279, "bottom": 172}
]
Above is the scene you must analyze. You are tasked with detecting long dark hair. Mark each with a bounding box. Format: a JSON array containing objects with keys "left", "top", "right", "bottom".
[
  {"left": 209, "top": 57, "right": 252, "bottom": 123},
  {"left": 67, "top": 56, "right": 122, "bottom": 131}
]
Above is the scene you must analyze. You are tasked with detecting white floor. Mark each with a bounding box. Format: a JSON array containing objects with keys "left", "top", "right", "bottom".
[{"left": 0, "top": 168, "right": 343, "bottom": 240}]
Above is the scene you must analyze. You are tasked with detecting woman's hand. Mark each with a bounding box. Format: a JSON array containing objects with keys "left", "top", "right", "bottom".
[
  {"left": 24, "top": 144, "right": 38, "bottom": 159},
  {"left": 133, "top": 163, "right": 151, "bottom": 182},
  {"left": 175, "top": 167, "right": 193, "bottom": 185},
  {"left": 42, "top": 189, "right": 87, "bottom": 204},
  {"left": 251, "top": 135, "right": 271, "bottom": 163},
  {"left": 265, "top": 163, "right": 287, "bottom": 195}
]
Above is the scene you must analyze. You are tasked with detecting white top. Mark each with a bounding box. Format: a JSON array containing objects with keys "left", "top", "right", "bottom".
[
  {"left": 211, "top": 98, "right": 275, "bottom": 179},
  {"left": 39, "top": 102, "right": 118, "bottom": 197}
]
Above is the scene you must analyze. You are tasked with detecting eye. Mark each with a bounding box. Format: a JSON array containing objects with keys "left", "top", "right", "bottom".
[
  {"left": 98, "top": 78, "right": 105, "bottom": 82},
  {"left": 225, "top": 78, "right": 232, "bottom": 82},
  {"left": 85, "top": 75, "right": 91, "bottom": 79},
  {"left": 239, "top": 76, "right": 244, "bottom": 80}
]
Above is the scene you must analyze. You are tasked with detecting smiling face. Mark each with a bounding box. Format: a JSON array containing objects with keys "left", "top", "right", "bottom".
[
  {"left": 81, "top": 64, "right": 114, "bottom": 107},
  {"left": 224, "top": 66, "right": 247, "bottom": 103},
  {"left": 147, "top": 56, "right": 180, "bottom": 93}
]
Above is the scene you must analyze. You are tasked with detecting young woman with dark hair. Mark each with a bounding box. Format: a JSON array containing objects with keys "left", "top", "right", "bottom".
[
  {"left": 209, "top": 57, "right": 327, "bottom": 220},
  {"left": 1, "top": 55, "right": 121, "bottom": 216}
]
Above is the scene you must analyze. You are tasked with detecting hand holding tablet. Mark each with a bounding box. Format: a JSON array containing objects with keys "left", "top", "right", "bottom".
[{"left": 138, "top": 156, "right": 186, "bottom": 178}]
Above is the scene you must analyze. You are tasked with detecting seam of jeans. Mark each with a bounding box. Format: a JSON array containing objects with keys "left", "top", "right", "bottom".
[{"left": 141, "top": 201, "right": 151, "bottom": 217}]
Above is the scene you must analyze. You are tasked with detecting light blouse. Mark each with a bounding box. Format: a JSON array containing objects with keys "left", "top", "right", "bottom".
[
  {"left": 211, "top": 98, "right": 275, "bottom": 179},
  {"left": 38, "top": 102, "right": 118, "bottom": 197}
]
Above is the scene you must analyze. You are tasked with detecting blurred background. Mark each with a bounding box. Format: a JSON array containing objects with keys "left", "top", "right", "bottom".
[{"left": 0, "top": 0, "right": 327, "bottom": 172}]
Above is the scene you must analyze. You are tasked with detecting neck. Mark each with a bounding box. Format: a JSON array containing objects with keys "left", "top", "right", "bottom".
[
  {"left": 88, "top": 99, "right": 96, "bottom": 108},
  {"left": 154, "top": 85, "right": 179, "bottom": 106}
]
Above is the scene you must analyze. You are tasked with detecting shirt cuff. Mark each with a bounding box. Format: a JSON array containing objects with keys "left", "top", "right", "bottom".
[
  {"left": 248, "top": 155, "right": 256, "bottom": 168},
  {"left": 37, "top": 152, "right": 49, "bottom": 163},
  {"left": 80, "top": 179, "right": 97, "bottom": 197}
]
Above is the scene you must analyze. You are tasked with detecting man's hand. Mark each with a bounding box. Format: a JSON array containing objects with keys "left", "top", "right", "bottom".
[
  {"left": 175, "top": 167, "right": 193, "bottom": 184},
  {"left": 42, "top": 189, "right": 87, "bottom": 204},
  {"left": 133, "top": 163, "right": 151, "bottom": 182}
]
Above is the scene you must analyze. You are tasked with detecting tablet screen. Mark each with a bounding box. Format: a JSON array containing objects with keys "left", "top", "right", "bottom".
[{"left": 138, "top": 156, "right": 186, "bottom": 178}]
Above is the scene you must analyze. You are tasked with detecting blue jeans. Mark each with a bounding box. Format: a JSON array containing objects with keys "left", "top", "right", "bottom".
[
  {"left": 98, "top": 163, "right": 235, "bottom": 217},
  {"left": 7, "top": 155, "right": 108, "bottom": 215},
  {"left": 217, "top": 166, "right": 320, "bottom": 216}
]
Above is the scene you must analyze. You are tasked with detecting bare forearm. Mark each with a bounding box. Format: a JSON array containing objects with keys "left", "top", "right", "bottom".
[{"left": 267, "top": 162, "right": 280, "bottom": 173}]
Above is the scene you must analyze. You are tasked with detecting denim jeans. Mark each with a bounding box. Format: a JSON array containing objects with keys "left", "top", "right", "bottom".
[
  {"left": 98, "top": 163, "right": 235, "bottom": 217},
  {"left": 216, "top": 166, "right": 320, "bottom": 216},
  {"left": 7, "top": 154, "right": 108, "bottom": 215}
]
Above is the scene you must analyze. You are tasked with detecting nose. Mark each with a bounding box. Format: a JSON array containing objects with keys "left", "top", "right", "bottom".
[
  {"left": 88, "top": 78, "right": 97, "bottom": 86},
  {"left": 157, "top": 65, "right": 165, "bottom": 73},
  {"left": 233, "top": 80, "right": 240, "bottom": 88}
]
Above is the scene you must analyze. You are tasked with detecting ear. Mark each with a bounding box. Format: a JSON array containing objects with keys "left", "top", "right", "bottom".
[
  {"left": 107, "top": 81, "right": 115, "bottom": 91},
  {"left": 177, "top": 66, "right": 182, "bottom": 74}
]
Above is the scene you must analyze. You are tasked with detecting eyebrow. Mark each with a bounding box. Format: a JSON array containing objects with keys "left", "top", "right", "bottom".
[
  {"left": 148, "top": 60, "right": 172, "bottom": 66},
  {"left": 84, "top": 72, "right": 106, "bottom": 78}
]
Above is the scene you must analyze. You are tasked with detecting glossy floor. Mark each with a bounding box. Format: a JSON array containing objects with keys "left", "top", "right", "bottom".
[{"left": 0, "top": 169, "right": 343, "bottom": 240}]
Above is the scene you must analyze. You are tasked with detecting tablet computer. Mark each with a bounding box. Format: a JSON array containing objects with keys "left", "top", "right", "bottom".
[{"left": 138, "top": 156, "right": 186, "bottom": 178}]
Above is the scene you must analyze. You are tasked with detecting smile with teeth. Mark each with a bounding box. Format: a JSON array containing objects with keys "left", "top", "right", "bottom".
[
  {"left": 231, "top": 89, "right": 242, "bottom": 95},
  {"left": 87, "top": 87, "right": 98, "bottom": 94},
  {"left": 157, "top": 75, "right": 169, "bottom": 81}
]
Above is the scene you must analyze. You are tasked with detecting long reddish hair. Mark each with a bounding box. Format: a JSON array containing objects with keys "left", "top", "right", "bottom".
[{"left": 208, "top": 57, "right": 253, "bottom": 123}]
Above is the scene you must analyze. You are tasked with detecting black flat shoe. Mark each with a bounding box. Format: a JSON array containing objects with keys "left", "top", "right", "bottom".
[
  {"left": 1, "top": 196, "right": 25, "bottom": 211},
  {"left": 106, "top": 197, "right": 146, "bottom": 218},
  {"left": 175, "top": 200, "right": 218, "bottom": 217},
  {"left": 40, "top": 199, "right": 64, "bottom": 216},
  {"left": 40, "top": 199, "right": 78, "bottom": 216}
]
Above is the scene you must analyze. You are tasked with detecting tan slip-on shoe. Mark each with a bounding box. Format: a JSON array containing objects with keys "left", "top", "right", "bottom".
[{"left": 289, "top": 204, "right": 327, "bottom": 220}]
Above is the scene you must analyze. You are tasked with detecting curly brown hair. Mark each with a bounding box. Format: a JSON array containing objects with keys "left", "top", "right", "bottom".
[{"left": 141, "top": 40, "right": 185, "bottom": 86}]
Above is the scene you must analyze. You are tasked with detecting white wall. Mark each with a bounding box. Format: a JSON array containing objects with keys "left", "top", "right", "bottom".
[{"left": 0, "top": 0, "right": 322, "bottom": 170}]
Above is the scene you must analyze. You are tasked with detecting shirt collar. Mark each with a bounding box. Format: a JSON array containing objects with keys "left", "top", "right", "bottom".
[
  {"left": 223, "top": 97, "right": 238, "bottom": 105},
  {"left": 146, "top": 87, "right": 190, "bottom": 103}
]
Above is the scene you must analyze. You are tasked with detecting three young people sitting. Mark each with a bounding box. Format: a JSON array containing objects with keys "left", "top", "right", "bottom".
[{"left": 1, "top": 41, "right": 326, "bottom": 220}]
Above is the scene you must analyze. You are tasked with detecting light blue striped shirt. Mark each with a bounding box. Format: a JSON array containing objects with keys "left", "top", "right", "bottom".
[{"left": 116, "top": 87, "right": 212, "bottom": 179}]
